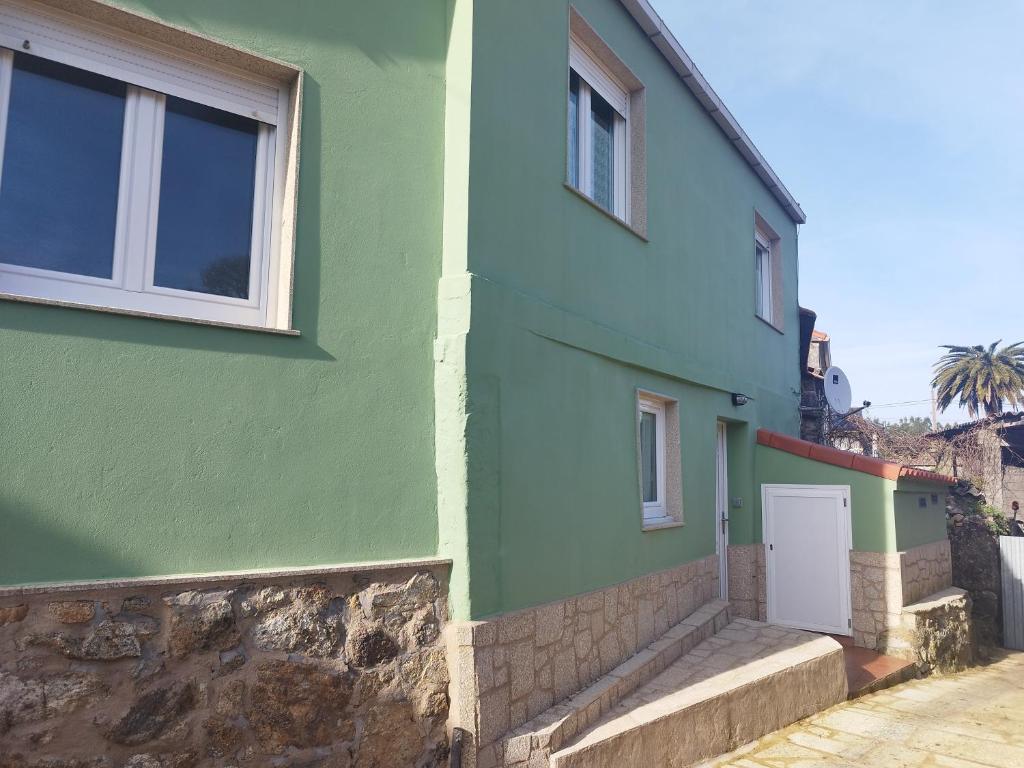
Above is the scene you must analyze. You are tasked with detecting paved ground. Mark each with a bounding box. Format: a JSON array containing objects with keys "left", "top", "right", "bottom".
[{"left": 703, "top": 650, "right": 1024, "bottom": 768}]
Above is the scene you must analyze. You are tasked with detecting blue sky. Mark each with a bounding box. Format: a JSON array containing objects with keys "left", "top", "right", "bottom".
[{"left": 650, "top": 0, "right": 1023, "bottom": 424}]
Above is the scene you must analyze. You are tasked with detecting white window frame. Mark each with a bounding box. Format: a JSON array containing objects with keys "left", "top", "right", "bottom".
[
  {"left": 638, "top": 393, "right": 669, "bottom": 525},
  {"left": 568, "top": 36, "right": 629, "bottom": 222},
  {"left": 755, "top": 229, "right": 773, "bottom": 324},
  {"left": 0, "top": 0, "right": 294, "bottom": 330}
]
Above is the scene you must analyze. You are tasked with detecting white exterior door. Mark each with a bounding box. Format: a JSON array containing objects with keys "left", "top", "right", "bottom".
[
  {"left": 715, "top": 423, "right": 729, "bottom": 599},
  {"left": 762, "top": 485, "right": 852, "bottom": 635}
]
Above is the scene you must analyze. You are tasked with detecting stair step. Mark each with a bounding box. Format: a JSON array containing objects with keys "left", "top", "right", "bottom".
[
  {"left": 843, "top": 645, "right": 917, "bottom": 698},
  {"left": 496, "top": 600, "right": 731, "bottom": 767},
  {"left": 549, "top": 620, "right": 847, "bottom": 768}
]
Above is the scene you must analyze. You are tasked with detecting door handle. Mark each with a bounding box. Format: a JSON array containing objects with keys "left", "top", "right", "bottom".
[{"left": 720, "top": 515, "right": 729, "bottom": 534}]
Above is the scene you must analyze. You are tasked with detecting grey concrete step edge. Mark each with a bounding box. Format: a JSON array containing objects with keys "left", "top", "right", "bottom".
[
  {"left": 548, "top": 641, "right": 847, "bottom": 768},
  {"left": 497, "top": 599, "right": 731, "bottom": 766}
]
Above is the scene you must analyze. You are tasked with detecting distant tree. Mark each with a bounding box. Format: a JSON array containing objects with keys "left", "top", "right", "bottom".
[
  {"left": 932, "top": 341, "right": 1024, "bottom": 417},
  {"left": 888, "top": 416, "right": 937, "bottom": 437}
]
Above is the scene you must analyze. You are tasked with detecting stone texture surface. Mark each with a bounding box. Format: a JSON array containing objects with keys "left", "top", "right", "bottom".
[
  {"left": 0, "top": 566, "right": 449, "bottom": 767},
  {"left": 950, "top": 515, "right": 1003, "bottom": 652},
  {"left": 705, "top": 649, "right": 1024, "bottom": 768},
  {"left": 493, "top": 601, "right": 730, "bottom": 768},
  {"left": 447, "top": 554, "right": 719, "bottom": 767},
  {"left": 899, "top": 540, "right": 952, "bottom": 606},
  {"left": 878, "top": 587, "right": 974, "bottom": 674},
  {"left": 726, "top": 544, "right": 766, "bottom": 621},
  {"left": 850, "top": 542, "right": 958, "bottom": 662},
  {"left": 850, "top": 551, "right": 905, "bottom": 651},
  {"left": 550, "top": 620, "right": 847, "bottom": 768}
]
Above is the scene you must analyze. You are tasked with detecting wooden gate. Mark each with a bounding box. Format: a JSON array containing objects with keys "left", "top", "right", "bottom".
[{"left": 1000, "top": 535, "right": 1024, "bottom": 650}]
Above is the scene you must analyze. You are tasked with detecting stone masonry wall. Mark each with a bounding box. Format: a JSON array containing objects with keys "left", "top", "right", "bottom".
[
  {"left": 879, "top": 588, "right": 974, "bottom": 673},
  {"left": 851, "top": 542, "right": 954, "bottom": 652},
  {"left": 900, "top": 540, "right": 952, "bottom": 607},
  {"left": 447, "top": 555, "right": 719, "bottom": 767},
  {"left": 726, "top": 544, "right": 766, "bottom": 622},
  {"left": 0, "top": 565, "right": 449, "bottom": 768},
  {"left": 850, "top": 551, "right": 904, "bottom": 650},
  {"left": 950, "top": 516, "right": 1002, "bottom": 653}
]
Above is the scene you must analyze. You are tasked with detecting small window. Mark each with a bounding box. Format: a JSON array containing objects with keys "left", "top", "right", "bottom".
[
  {"left": 567, "top": 38, "right": 629, "bottom": 221},
  {"left": 755, "top": 231, "right": 773, "bottom": 323},
  {"left": 637, "top": 391, "right": 682, "bottom": 528},
  {"left": 639, "top": 396, "right": 667, "bottom": 521},
  {"left": 0, "top": 4, "right": 296, "bottom": 330}
]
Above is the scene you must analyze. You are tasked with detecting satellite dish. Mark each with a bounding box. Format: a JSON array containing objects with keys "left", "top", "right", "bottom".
[{"left": 824, "top": 366, "right": 853, "bottom": 414}]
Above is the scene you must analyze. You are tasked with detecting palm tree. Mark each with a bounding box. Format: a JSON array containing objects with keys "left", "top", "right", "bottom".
[{"left": 932, "top": 341, "right": 1024, "bottom": 417}]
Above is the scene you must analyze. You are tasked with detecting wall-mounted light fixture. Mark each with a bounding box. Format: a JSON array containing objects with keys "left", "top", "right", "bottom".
[{"left": 731, "top": 393, "right": 749, "bottom": 407}]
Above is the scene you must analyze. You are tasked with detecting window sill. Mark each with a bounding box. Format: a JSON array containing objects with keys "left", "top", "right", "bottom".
[
  {"left": 642, "top": 518, "right": 685, "bottom": 532},
  {"left": 755, "top": 314, "right": 784, "bottom": 335},
  {"left": 563, "top": 182, "right": 648, "bottom": 242},
  {"left": 0, "top": 291, "right": 300, "bottom": 336}
]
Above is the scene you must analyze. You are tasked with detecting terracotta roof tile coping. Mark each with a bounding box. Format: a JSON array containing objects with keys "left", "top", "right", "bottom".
[{"left": 756, "top": 429, "right": 956, "bottom": 485}]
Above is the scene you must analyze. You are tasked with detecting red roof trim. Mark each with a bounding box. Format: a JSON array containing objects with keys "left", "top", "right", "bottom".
[{"left": 756, "top": 429, "right": 956, "bottom": 485}]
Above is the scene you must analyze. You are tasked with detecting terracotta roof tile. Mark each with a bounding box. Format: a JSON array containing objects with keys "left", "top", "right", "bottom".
[{"left": 756, "top": 429, "right": 956, "bottom": 485}]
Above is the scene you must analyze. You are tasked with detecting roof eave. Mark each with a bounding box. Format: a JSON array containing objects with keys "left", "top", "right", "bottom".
[{"left": 617, "top": 0, "right": 807, "bottom": 225}]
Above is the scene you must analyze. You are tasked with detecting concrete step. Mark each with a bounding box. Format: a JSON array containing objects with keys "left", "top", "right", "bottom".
[
  {"left": 496, "top": 600, "right": 731, "bottom": 767},
  {"left": 548, "top": 619, "right": 847, "bottom": 768},
  {"left": 828, "top": 633, "right": 918, "bottom": 698}
]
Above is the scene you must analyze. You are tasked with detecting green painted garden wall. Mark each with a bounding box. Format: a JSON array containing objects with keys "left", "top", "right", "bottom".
[
  {"left": 457, "top": 0, "right": 802, "bottom": 619},
  {"left": 893, "top": 484, "right": 948, "bottom": 551},
  {"left": 754, "top": 446, "right": 897, "bottom": 553},
  {"left": 0, "top": 0, "right": 447, "bottom": 586}
]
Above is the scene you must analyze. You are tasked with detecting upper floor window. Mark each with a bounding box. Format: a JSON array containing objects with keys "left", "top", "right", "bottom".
[
  {"left": 755, "top": 231, "right": 773, "bottom": 323},
  {"left": 754, "top": 215, "right": 783, "bottom": 330},
  {"left": 567, "top": 37, "right": 629, "bottom": 222},
  {"left": 0, "top": 1, "right": 298, "bottom": 330}
]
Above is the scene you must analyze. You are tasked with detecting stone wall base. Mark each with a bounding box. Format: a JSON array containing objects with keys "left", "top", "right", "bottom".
[
  {"left": 901, "top": 540, "right": 953, "bottom": 606},
  {"left": 0, "top": 565, "right": 450, "bottom": 767},
  {"left": 447, "top": 554, "right": 720, "bottom": 767},
  {"left": 850, "top": 542, "right": 954, "bottom": 652},
  {"left": 726, "top": 544, "right": 766, "bottom": 621},
  {"left": 879, "top": 587, "right": 974, "bottom": 674}
]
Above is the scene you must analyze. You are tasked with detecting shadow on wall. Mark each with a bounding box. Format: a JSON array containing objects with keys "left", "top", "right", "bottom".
[{"left": 0, "top": 499, "right": 136, "bottom": 587}]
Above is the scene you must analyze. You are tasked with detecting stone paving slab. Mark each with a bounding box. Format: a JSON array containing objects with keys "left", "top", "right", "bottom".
[
  {"left": 551, "top": 620, "right": 846, "bottom": 767},
  {"left": 702, "top": 650, "right": 1024, "bottom": 768}
]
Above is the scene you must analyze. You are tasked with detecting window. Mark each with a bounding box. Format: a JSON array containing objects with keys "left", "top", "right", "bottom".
[
  {"left": 754, "top": 217, "right": 782, "bottom": 329},
  {"left": 755, "top": 232, "right": 773, "bottom": 322},
  {"left": 567, "top": 37, "right": 629, "bottom": 221},
  {"left": 637, "top": 391, "right": 684, "bottom": 528},
  {"left": 0, "top": 2, "right": 296, "bottom": 329}
]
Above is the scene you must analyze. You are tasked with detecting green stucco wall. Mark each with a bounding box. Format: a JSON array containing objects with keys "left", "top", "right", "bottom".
[
  {"left": 455, "top": 0, "right": 802, "bottom": 619},
  {"left": 893, "top": 485, "right": 948, "bottom": 551},
  {"left": 0, "top": 0, "right": 447, "bottom": 586},
  {"left": 755, "top": 446, "right": 898, "bottom": 553}
]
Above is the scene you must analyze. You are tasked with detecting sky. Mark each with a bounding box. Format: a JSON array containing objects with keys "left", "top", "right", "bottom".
[{"left": 650, "top": 0, "right": 1024, "bottom": 425}]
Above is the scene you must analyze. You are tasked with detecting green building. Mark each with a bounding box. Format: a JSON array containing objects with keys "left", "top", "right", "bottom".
[{"left": 0, "top": 1, "right": 960, "bottom": 766}]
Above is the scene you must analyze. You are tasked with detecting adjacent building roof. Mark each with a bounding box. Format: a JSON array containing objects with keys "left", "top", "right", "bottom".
[
  {"left": 619, "top": 0, "right": 807, "bottom": 224},
  {"left": 757, "top": 429, "right": 957, "bottom": 485},
  {"left": 928, "top": 412, "right": 1024, "bottom": 440}
]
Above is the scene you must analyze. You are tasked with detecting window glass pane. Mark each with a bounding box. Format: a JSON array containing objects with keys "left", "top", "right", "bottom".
[
  {"left": 153, "top": 96, "right": 258, "bottom": 299},
  {"left": 0, "top": 53, "right": 125, "bottom": 278},
  {"left": 568, "top": 70, "right": 580, "bottom": 188},
  {"left": 755, "top": 243, "right": 767, "bottom": 317},
  {"left": 640, "top": 410, "right": 658, "bottom": 503},
  {"left": 590, "top": 89, "right": 615, "bottom": 211}
]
